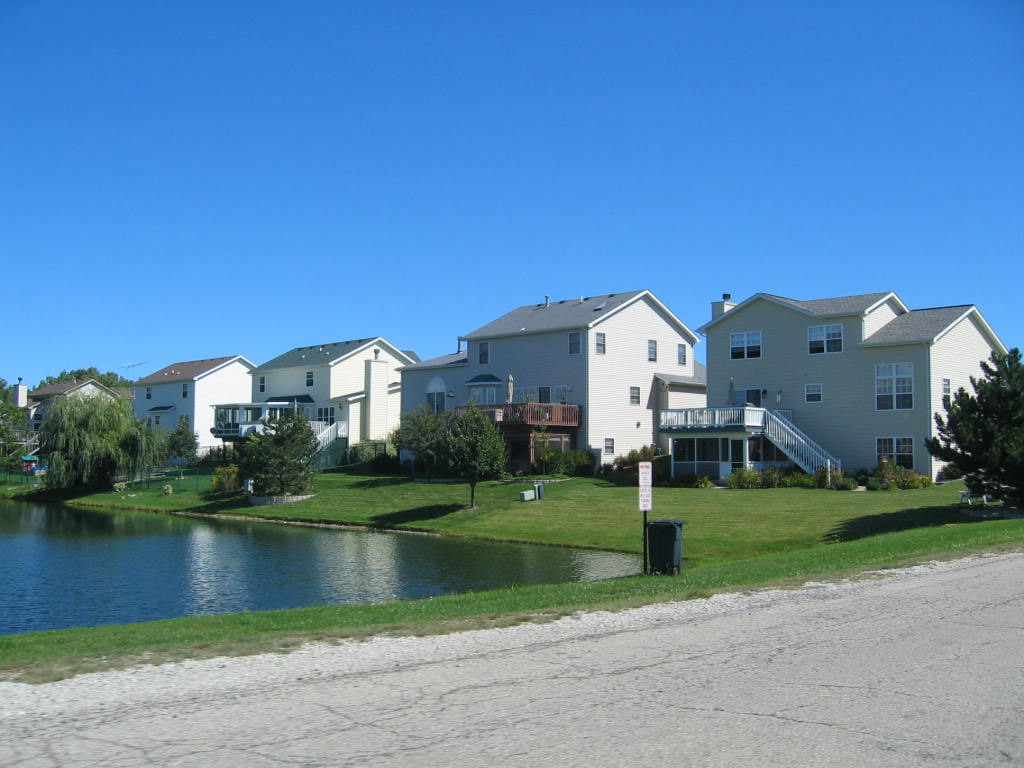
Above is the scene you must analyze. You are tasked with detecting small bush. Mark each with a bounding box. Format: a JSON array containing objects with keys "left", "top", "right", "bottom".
[
  {"left": 161, "top": 484, "right": 173, "bottom": 495},
  {"left": 563, "top": 450, "right": 596, "bottom": 477},
  {"left": 760, "top": 466, "right": 785, "bottom": 488},
  {"left": 726, "top": 468, "right": 761, "bottom": 489},
  {"left": 693, "top": 474, "right": 714, "bottom": 488},
  {"left": 782, "top": 472, "right": 815, "bottom": 489},
  {"left": 836, "top": 477, "right": 858, "bottom": 491},
  {"left": 937, "top": 463, "right": 964, "bottom": 481},
  {"left": 210, "top": 465, "right": 240, "bottom": 493},
  {"left": 865, "top": 476, "right": 883, "bottom": 491},
  {"left": 113, "top": 482, "right": 128, "bottom": 493},
  {"left": 369, "top": 451, "right": 401, "bottom": 474}
]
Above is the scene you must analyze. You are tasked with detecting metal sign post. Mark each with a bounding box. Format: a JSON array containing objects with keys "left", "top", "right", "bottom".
[{"left": 639, "top": 461, "right": 652, "bottom": 574}]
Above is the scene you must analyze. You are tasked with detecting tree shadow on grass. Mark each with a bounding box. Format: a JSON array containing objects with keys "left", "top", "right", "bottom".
[
  {"left": 825, "top": 504, "right": 984, "bottom": 542},
  {"left": 350, "top": 477, "right": 412, "bottom": 489},
  {"left": 369, "top": 503, "right": 465, "bottom": 528}
]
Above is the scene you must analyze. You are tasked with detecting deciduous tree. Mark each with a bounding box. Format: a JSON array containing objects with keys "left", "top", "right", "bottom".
[
  {"left": 167, "top": 415, "right": 199, "bottom": 464},
  {"left": 39, "top": 394, "right": 160, "bottom": 489},
  {"left": 926, "top": 348, "right": 1024, "bottom": 508},
  {"left": 389, "top": 405, "right": 455, "bottom": 475},
  {"left": 441, "top": 404, "right": 507, "bottom": 508}
]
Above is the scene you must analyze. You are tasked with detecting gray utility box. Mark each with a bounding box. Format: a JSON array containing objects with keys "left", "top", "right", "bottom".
[
  {"left": 646, "top": 519, "right": 684, "bottom": 575},
  {"left": 534, "top": 482, "right": 545, "bottom": 500}
]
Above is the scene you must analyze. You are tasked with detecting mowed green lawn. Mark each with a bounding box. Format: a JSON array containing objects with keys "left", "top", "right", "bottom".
[{"left": 71, "top": 466, "right": 993, "bottom": 567}]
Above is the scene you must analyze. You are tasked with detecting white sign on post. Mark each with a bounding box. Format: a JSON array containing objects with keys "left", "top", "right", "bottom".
[{"left": 638, "top": 461, "right": 653, "bottom": 511}]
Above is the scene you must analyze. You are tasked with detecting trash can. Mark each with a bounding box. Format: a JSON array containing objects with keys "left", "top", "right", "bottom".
[
  {"left": 646, "top": 519, "right": 684, "bottom": 575},
  {"left": 534, "top": 482, "right": 545, "bottom": 500}
]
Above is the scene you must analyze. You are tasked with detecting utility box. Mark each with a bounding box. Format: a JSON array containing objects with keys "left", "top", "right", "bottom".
[
  {"left": 519, "top": 489, "right": 536, "bottom": 502},
  {"left": 646, "top": 519, "right": 684, "bottom": 574},
  {"left": 534, "top": 482, "right": 545, "bottom": 500}
]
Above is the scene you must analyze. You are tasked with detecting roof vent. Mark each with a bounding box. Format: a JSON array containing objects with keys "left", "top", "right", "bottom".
[{"left": 544, "top": 295, "right": 550, "bottom": 307}]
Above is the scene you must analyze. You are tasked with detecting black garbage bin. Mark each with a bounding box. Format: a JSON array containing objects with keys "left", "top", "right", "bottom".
[{"left": 646, "top": 519, "right": 684, "bottom": 574}]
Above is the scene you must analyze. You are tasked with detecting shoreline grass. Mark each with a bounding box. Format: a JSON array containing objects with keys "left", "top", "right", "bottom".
[{"left": 3, "top": 466, "right": 1022, "bottom": 683}]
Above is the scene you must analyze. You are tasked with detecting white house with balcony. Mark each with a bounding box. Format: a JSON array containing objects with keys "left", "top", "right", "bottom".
[
  {"left": 134, "top": 356, "right": 255, "bottom": 450},
  {"left": 660, "top": 291, "right": 1006, "bottom": 482},
  {"left": 400, "top": 290, "right": 706, "bottom": 470},
  {"left": 212, "top": 337, "right": 418, "bottom": 453}
]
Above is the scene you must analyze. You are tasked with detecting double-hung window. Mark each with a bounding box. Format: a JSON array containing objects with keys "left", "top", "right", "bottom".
[
  {"left": 145, "top": 386, "right": 152, "bottom": 400},
  {"left": 478, "top": 342, "right": 490, "bottom": 365},
  {"left": 604, "top": 438, "right": 615, "bottom": 455},
  {"left": 875, "top": 363, "right": 913, "bottom": 410},
  {"left": 809, "top": 324, "right": 843, "bottom": 354},
  {"left": 805, "top": 383, "right": 823, "bottom": 403},
  {"left": 258, "top": 376, "right": 266, "bottom": 393},
  {"left": 568, "top": 332, "right": 581, "bottom": 355},
  {"left": 596, "top": 333, "right": 606, "bottom": 355},
  {"left": 877, "top": 437, "right": 914, "bottom": 469},
  {"left": 647, "top": 339, "right": 657, "bottom": 362},
  {"left": 426, "top": 391, "right": 445, "bottom": 413},
  {"left": 305, "top": 371, "right": 314, "bottom": 388},
  {"left": 629, "top": 386, "right": 641, "bottom": 405},
  {"left": 677, "top": 344, "right": 687, "bottom": 365},
  {"left": 730, "top": 331, "right": 762, "bottom": 359},
  {"left": 182, "top": 382, "right": 189, "bottom": 399}
]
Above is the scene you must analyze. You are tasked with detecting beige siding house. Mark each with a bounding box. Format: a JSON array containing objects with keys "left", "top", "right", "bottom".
[
  {"left": 661, "top": 291, "right": 1006, "bottom": 481},
  {"left": 400, "top": 290, "right": 705, "bottom": 469},
  {"left": 134, "top": 356, "right": 255, "bottom": 450},
  {"left": 212, "top": 338, "right": 417, "bottom": 450}
]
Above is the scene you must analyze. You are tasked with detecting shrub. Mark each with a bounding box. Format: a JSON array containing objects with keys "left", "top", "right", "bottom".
[
  {"left": 113, "top": 482, "right": 128, "bottom": 493},
  {"left": 348, "top": 441, "right": 390, "bottom": 465},
  {"left": 836, "top": 477, "right": 858, "bottom": 491},
  {"left": 693, "top": 474, "right": 714, "bottom": 488},
  {"left": 161, "top": 483, "right": 173, "bottom": 495},
  {"left": 936, "top": 463, "right": 964, "bottom": 481},
  {"left": 210, "top": 465, "right": 240, "bottom": 493},
  {"left": 865, "top": 476, "right": 883, "bottom": 491},
  {"left": 781, "top": 471, "right": 815, "bottom": 489},
  {"left": 563, "top": 449, "right": 596, "bottom": 477},
  {"left": 369, "top": 451, "right": 401, "bottom": 474},
  {"left": 726, "top": 468, "right": 761, "bottom": 489},
  {"left": 760, "top": 466, "right": 785, "bottom": 488}
]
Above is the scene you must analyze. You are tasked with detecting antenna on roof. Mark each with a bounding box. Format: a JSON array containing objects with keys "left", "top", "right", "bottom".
[{"left": 118, "top": 362, "right": 147, "bottom": 371}]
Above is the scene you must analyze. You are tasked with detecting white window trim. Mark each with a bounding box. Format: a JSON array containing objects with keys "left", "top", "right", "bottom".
[
  {"left": 478, "top": 342, "right": 490, "bottom": 365},
  {"left": 875, "top": 363, "right": 914, "bottom": 411},
  {"left": 629, "top": 386, "right": 641, "bottom": 406},
  {"left": 730, "top": 331, "right": 762, "bottom": 360},
  {"left": 647, "top": 339, "right": 657, "bottom": 362},
  {"left": 876, "top": 436, "right": 914, "bottom": 469},
  {"left": 677, "top": 343, "right": 687, "bottom": 365},
  {"left": 805, "top": 383, "right": 823, "bottom": 403},
  {"left": 808, "top": 323, "right": 843, "bottom": 355},
  {"left": 596, "top": 332, "right": 606, "bottom": 355},
  {"left": 568, "top": 331, "right": 581, "bottom": 355},
  {"left": 604, "top": 438, "right": 615, "bottom": 455}
]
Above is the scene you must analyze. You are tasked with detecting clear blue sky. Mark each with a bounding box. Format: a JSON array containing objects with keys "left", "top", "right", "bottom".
[{"left": 2, "top": 1, "right": 1021, "bottom": 388}]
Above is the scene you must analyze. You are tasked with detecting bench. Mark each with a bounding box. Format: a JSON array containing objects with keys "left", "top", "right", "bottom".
[{"left": 959, "top": 490, "right": 990, "bottom": 506}]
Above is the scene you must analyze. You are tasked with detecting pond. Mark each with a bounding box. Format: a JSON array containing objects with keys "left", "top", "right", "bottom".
[{"left": 0, "top": 499, "right": 640, "bottom": 635}]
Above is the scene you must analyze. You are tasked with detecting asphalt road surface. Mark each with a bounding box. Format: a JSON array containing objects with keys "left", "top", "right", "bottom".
[{"left": 2, "top": 553, "right": 1022, "bottom": 767}]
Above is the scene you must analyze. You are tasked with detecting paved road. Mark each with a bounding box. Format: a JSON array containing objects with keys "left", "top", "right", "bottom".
[{"left": 2, "top": 554, "right": 1022, "bottom": 767}]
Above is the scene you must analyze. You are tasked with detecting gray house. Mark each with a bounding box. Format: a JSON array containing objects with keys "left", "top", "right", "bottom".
[
  {"left": 660, "top": 291, "right": 1006, "bottom": 481},
  {"left": 400, "top": 290, "right": 706, "bottom": 470}
]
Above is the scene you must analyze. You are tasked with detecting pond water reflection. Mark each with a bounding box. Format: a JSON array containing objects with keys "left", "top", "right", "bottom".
[{"left": 0, "top": 500, "right": 639, "bottom": 634}]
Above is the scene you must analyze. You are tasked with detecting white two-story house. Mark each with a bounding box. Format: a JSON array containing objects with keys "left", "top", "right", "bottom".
[
  {"left": 400, "top": 290, "right": 706, "bottom": 470},
  {"left": 661, "top": 291, "right": 1006, "bottom": 481},
  {"left": 134, "top": 356, "right": 255, "bottom": 450},
  {"left": 212, "top": 337, "right": 418, "bottom": 450}
]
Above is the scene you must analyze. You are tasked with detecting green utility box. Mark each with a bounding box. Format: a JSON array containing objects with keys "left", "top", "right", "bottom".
[{"left": 646, "top": 519, "right": 684, "bottom": 575}]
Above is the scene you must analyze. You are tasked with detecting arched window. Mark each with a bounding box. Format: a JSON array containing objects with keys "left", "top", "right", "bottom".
[{"left": 426, "top": 377, "right": 447, "bottom": 413}]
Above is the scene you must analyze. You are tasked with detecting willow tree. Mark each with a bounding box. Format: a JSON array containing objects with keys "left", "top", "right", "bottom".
[{"left": 39, "top": 394, "right": 160, "bottom": 489}]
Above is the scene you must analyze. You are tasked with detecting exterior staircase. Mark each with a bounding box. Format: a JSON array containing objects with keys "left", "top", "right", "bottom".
[{"left": 762, "top": 410, "right": 842, "bottom": 476}]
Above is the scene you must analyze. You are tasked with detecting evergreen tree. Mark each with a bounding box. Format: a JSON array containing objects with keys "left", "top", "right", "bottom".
[
  {"left": 926, "top": 348, "right": 1024, "bottom": 508},
  {"left": 39, "top": 394, "right": 160, "bottom": 489},
  {"left": 441, "top": 404, "right": 507, "bottom": 509},
  {"left": 237, "top": 409, "right": 318, "bottom": 496},
  {"left": 167, "top": 415, "right": 199, "bottom": 464}
]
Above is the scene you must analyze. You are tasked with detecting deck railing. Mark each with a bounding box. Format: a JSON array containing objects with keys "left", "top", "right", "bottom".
[
  {"left": 457, "top": 403, "right": 581, "bottom": 427},
  {"left": 659, "top": 407, "right": 764, "bottom": 430}
]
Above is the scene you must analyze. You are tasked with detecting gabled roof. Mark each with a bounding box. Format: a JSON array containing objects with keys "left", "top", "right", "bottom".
[
  {"left": 863, "top": 305, "right": 1006, "bottom": 352},
  {"left": 699, "top": 291, "right": 905, "bottom": 333},
  {"left": 461, "top": 290, "right": 698, "bottom": 344},
  {"left": 399, "top": 351, "right": 469, "bottom": 372},
  {"left": 28, "top": 379, "right": 121, "bottom": 401},
  {"left": 655, "top": 361, "right": 708, "bottom": 387},
  {"left": 252, "top": 337, "right": 417, "bottom": 373},
  {"left": 136, "top": 355, "right": 252, "bottom": 385}
]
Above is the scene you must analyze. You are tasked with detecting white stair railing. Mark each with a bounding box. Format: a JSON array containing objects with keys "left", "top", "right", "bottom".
[
  {"left": 314, "top": 421, "right": 344, "bottom": 453},
  {"left": 763, "top": 410, "right": 842, "bottom": 476}
]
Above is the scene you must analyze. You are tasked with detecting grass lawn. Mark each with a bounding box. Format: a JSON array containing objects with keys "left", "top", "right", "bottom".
[
  {"left": 3, "top": 465, "right": 1022, "bottom": 682},
  {"left": 65, "top": 465, "right": 1003, "bottom": 567}
]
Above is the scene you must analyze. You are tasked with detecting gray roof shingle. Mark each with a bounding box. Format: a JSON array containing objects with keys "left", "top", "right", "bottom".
[
  {"left": 766, "top": 292, "right": 894, "bottom": 316},
  {"left": 399, "top": 351, "right": 469, "bottom": 371},
  {"left": 863, "top": 306, "right": 974, "bottom": 346},
  {"left": 137, "top": 356, "right": 245, "bottom": 384},
  {"left": 461, "top": 291, "right": 650, "bottom": 340},
  {"left": 252, "top": 338, "right": 397, "bottom": 373}
]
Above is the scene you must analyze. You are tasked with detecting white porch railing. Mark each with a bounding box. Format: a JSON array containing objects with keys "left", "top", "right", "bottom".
[
  {"left": 314, "top": 420, "right": 346, "bottom": 452},
  {"left": 660, "top": 407, "right": 841, "bottom": 476}
]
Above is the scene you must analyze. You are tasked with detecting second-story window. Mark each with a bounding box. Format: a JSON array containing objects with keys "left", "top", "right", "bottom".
[
  {"left": 629, "top": 386, "right": 641, "bottom": 405},
  {"left": 596, "top": 333, "right": 606, "bottom": 355},
  {"left": 809, "top": 324, "right": 843, "bottom": 354},
  {"left": 677, "top": 344, "right": 687, "bottom": 365},
  {"left": 648, "top": 339, "right": 657, "bottom": 362},
  {"left": 258, "top": 376, "right": 266, "bottom": 393},
  {"left": 306, "top": 371, "right": 314, "bottom": 388},
  {"left": 730, "top": 331, "right": 762, "bottom": 359},
  {"left": 182, "top": 382, "right": 189, "bottom": 399},
  {"left": 876, "top": 363, "right": 913, "bottom": 410},
  {"left": 568, "top": 332, "right": 581, "bottom": 355},
  {"left": 478, "top": 342, "right": 490, "bottom": 365},
  {"left": 145, "top": 386, "right": 152, "bottom": 400},
  {"left": 805, "top": 383, "right": 823, "bottom": 403}
]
